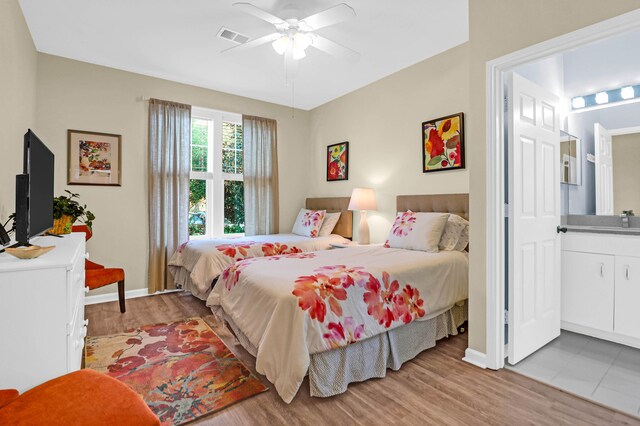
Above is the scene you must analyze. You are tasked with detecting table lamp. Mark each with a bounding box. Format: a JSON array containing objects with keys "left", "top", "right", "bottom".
[{"left": 348, "top": 188, "right": 377, "bottom": 245}]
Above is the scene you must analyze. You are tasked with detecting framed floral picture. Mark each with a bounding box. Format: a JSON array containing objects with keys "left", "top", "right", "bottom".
[
  {"left": 422, "top": 112, "right": 465, "bottom": 173},
  {"left": 67, "top": 129, "right": 122, "bottom": 186},
  {"left": 327, "top": 141, "right": 349, "bottom": 181}
]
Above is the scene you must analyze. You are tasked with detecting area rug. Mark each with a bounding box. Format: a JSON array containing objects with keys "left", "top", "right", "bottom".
[{"left": 85, "top": 318, "right": 268, "bottom": 425}]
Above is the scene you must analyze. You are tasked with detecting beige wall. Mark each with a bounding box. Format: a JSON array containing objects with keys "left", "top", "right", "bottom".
[
  {"left": 467, "top": 1, "right": 640, "bottom": 353},
  {"left": 0, "top": 0, "right": 38, "bottom": 221},
  {"left": 613, "top": 133, "right": 640, "bottom": 215},
  {"left": 308, "top": 44, "right": 470, "bottom": 243},
  {"left": 35, "top": 54, "right": 310, "bottom": 295}
]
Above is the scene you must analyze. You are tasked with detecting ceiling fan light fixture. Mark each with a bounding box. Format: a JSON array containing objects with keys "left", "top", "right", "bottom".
[
  {"left": 293, "top": 32, "right": 312, "bottom": 50},
  {"left": 292, "top": 47, "right": 306, "bottom": 60},
  {"left": 272, "top": 35, "right": 289, "bottom": 55}
]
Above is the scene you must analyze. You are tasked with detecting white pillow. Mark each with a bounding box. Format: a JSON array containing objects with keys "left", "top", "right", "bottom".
[
  {"left": 318, "top": 212, "right": 341, "bottom": 237},
  {"left": 292, "top": 208, "right": 326, "bottom": 238},
  {"left": 439, "top": 214, "right": 469, "bottom": 251},
  {"left": 386, "top": 211, "right": 450, "bottom": 252}
]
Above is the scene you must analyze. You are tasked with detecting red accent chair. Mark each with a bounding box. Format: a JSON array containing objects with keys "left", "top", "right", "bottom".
[
  {"left": 73, "top": 225, "right": 126, "bottom": 313},
  {"left": 0, "top": 370, "right": 160, "bottom": 425}
]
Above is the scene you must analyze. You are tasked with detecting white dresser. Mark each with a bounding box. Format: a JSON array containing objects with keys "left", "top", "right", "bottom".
[{"left": 0, "top": 233, "right": 87, "bottom": 392}]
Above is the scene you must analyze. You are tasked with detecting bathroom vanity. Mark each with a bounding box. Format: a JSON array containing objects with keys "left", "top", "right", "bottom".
[{"left": 562, "top": 229, "right": 640, "bottom": 349}]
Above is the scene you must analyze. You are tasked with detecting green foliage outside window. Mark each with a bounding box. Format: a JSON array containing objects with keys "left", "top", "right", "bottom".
[{"left": 189, "top": 120, "right": 244, "bottom": 236}]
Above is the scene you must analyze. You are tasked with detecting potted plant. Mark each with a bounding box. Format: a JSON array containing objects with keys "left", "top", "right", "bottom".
[{"left": 52, "top": 190, "right": 95, "bottom": 234}]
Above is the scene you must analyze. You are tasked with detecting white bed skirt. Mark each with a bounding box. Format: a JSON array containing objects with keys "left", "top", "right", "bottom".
[
  {"left": 214, "top": 301, "right": 467, "bottom": 399},
  {"left": 173, "top": 267, "right": 211, "bottom": 300}
]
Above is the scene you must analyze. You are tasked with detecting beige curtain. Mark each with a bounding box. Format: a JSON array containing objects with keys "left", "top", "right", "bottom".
[
  {"left": 148, "top": 99, "right": 191, "bottom": 293},
  {"left": 243, "top": 115, "right": 279, "bottom": 235}
]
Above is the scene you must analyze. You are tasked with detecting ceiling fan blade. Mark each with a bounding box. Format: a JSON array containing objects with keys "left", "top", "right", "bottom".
[
  {"left": 299, "top": 3, "right": 356, "bottom": 31},
  {"left": 233, "top": 2, "right": 285, "bottom": 26},
  {"left": 311, "top": 35, "right": 360, "bottom": 62},
  {"left": 221, "top": 32, "right": 282, "bottom": 54}
]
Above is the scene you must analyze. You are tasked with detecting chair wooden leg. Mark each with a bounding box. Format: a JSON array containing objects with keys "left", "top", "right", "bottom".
[{"left": 117, "top": 279, "right": 126, "bottom": 313}]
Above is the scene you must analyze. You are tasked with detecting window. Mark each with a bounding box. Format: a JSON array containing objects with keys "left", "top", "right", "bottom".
[{"left": 189, "top": 107, "right": 244, "bottom": 238}]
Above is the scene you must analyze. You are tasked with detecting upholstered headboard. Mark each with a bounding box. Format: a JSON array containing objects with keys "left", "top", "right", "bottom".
[
  {"left": 306, "top": 197, "right": 353, "bottom": 239},
  {"left": 396, "top": 194, "right": 469, "bottom": 220}
]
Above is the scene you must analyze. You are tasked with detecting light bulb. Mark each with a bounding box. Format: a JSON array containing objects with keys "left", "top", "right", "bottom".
[
  {"left": 595, "top": 92, "right": 608, "bottom": 104},
  {"left": 621, "top": 86, "right": 635, "bottom": 100},
  {"left": 293, "top": 32, "right": 312, "bottom": 51},
  {"left": 292, "top": 47, "right": 306, "bottom": 60},
  {"left": 272, "top": 36, "right": 289, "bottom": 55},
  {"left": 571, "top": 97, "right": 585, "bottom": 109}
]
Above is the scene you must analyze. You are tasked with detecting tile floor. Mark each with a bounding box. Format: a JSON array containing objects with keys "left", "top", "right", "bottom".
[{"left": 507, "top": 331, "right": 640, "bottom": 417}]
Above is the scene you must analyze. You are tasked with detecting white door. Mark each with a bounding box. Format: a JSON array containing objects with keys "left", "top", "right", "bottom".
[
  {"left": 508, "top": 73, "right": 561, "bottom": 364},
  {"left": 595, "top": 123, "right": 614, "bottom": 215}
]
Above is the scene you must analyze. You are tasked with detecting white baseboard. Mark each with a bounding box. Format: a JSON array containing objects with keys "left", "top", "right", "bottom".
[
  {"left": 84, "top": 288, "right": 181, "bottom": 305},
  {"left": 463, "top": 348, "right": 487, "bottom": 369}
]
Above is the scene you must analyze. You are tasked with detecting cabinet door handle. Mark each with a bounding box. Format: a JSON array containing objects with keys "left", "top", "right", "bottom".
[
  {"left": 600, "top": 263, "right": 604, "bottom": 277},
  {"left": 625, "top": 265, "right": 630, "bottom": 280}
]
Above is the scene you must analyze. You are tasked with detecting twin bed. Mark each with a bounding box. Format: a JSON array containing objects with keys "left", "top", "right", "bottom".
[
  {"left": 169, "top": 197, "right": 354, "bottom": 299},
  {"left": 171, "top": 194, "right": 469, "bottom": 403}
]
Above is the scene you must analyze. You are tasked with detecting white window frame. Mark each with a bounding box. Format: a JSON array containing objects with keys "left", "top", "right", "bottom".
[{"left": 190, "top": 106, "right": 243, "bottom": 239}]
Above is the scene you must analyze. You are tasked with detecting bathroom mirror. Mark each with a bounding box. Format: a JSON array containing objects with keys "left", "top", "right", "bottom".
[{"left": 560, "top": 130, "right": 581, "bottom": 185}]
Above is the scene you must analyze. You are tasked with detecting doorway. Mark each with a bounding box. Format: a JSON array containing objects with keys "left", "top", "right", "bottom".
[
  {"left": 486, "top": 7, "right": 640, "bottom": 418},
  {"left": 485, "top": 7, "right": 640, "bottom": 370}
]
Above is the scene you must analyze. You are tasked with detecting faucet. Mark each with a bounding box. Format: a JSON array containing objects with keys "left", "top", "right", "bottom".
[{"left": 620, "top": 210, "right": 634, "bottom": 228}]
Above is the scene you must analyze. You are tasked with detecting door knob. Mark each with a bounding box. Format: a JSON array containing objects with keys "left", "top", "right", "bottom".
[{"left": 557, "top": 226, "right": 568, "bottom": 234}]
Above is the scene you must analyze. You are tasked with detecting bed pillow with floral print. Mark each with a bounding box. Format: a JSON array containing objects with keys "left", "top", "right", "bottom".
[
  {"left": 292, "top": 208, "right": 326, "bottom": 238},
  {"left": 386, "top": 211, "right": 450, "bottom": 252},
  {"left": 438, "top": 214, "right": 470, "bottom": 251},
  {"left": 454, "top": 220, "right": 469, "bottom": 251}
]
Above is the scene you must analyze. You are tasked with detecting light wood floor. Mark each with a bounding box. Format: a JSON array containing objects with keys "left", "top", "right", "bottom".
[{"left": 86, "top": 293, "right": 640, "bottom": 425}]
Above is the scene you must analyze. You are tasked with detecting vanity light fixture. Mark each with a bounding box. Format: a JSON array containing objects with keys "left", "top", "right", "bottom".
[
  {"left": 571, "top": 97, "right": 585, "bottom": 109},
  {"left": 621, "top": 86, "right": 635, "bottom": 100},
  {"left": 571, "top": 83, "right": 640, "bottom": 111},
  {"left": 595, "top": 91, "right": 609, "bottom": 104}
]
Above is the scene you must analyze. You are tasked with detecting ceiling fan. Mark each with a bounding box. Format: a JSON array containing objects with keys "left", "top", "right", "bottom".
[{"left": 222, "top": 2, "right": 360, "bottom": 63}]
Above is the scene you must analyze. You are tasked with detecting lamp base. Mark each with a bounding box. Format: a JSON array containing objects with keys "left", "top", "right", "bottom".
[{"left": 357, "top": 210, "right": 370, "bottom": 245}]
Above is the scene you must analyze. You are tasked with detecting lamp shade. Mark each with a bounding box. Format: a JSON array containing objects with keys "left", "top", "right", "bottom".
[{"left": 348, "top": 188, "right": 377, "bottom": 211}]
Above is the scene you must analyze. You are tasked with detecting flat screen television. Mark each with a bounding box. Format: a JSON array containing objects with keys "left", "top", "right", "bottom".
[{"left": 13, "top": 130, "right": 55, "bottom": 247}]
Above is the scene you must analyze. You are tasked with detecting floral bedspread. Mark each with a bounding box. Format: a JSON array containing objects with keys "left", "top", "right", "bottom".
[
  {"left": 207, "top": 245, "right": 468, "bottom": 403},
  {"left": 168, "top": 234, "right": 349, "bottom": 294}
]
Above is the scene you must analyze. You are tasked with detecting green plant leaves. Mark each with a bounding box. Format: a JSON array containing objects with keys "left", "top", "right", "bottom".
[{"left": 427, "top": 155, "right": 445, "bottom": 166}]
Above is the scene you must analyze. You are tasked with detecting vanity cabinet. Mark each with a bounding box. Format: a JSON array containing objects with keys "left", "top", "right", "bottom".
[{"left": 561, "top": 232, "right": 640, "bottom": 349}]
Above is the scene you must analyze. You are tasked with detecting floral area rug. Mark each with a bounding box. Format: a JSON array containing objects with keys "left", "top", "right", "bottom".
[{"left": 85, "top": 318, "right": 267, "bottom": 425}]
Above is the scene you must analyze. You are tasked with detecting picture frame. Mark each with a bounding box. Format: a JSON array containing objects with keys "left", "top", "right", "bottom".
[
  {"left": 327, "top": 141, "right": 349, "bottom": 181},
  {"left": 422, "top": 112, "right": 465, "bottom": 173},
  {"left": 67, "top": 129, "right": 122, "bottom": 186}
]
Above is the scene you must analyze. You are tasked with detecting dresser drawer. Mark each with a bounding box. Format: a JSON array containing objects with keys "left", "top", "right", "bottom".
[
  {"left": 67, "top": 249, "right": 85, "bottom": 323},
  {"left": 67, "top": 292, "right": 87, "bottom": 372}
]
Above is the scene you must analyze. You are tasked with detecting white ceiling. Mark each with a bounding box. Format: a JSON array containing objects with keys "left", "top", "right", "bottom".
[
  {"left": 563, "top": 30, "right": 640, "bottom": 98},
  {"left": 19, "top": 0, "right": 469, "bottom": 110}
]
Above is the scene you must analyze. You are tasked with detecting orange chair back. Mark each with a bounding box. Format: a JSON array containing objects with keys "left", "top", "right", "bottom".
[{"left": 71, "top": 225, "right": 92, "bottom": 241}]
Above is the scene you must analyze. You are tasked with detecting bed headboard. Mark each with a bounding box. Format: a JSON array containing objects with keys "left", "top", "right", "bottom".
[
  {"left": 396, "top": 193, "right": 469, "bottom": 220},
  {"left": 306, "top": 197, "right": 353, "bottom": 239}
]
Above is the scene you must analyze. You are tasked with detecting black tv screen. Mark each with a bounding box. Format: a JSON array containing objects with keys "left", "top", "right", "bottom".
[{"left": 15, "top": 130, "right": 54, "bottom": 243}]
